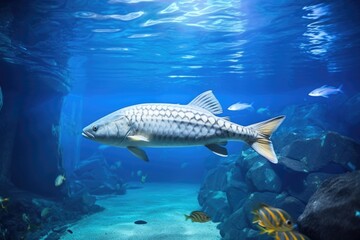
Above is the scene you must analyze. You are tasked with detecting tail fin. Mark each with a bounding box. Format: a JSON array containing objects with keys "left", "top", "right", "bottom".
[
  {"left": 338, "top": 84, "right": 344, "bottom": 93},
  {"left": 184, "top": 214, "right": 190, "bottom": 221},
  {"left": 247, "top": 116, "right": 285, "bottom": 164}
]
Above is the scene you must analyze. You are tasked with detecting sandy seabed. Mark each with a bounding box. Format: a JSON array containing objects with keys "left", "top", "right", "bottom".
[{"left": 61, "top": 183, "right": 221, "bottom": 240}]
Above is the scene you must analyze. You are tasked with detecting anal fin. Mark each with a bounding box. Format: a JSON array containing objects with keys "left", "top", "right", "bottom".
[
  {"left": 127, "top": 146, "right": 149, "bottom": 162},
  {"left": 205, "top": 144, "right": 228, "bottom": 157}
]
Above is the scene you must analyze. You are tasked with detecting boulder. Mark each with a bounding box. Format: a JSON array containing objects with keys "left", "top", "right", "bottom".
[
  {"left": 73, "top": 154, "right": 125, "bottom": 195},
  {"left": 201, "top": 191, "right": 231, "bottom": 222},
  {"left": 298, "top": 171, "right": 360, "bottom": 240},
  {"left": 246, "top": 160, "right": 282, "bottom": 193},
  {"left": 280, "top": 132, "right": 360, "bottom": 172},
  {"left": 288, "top": 172, "right": 337, "bottom": 203}
]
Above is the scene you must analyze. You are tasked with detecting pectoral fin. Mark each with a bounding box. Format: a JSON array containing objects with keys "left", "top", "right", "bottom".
[
  {"left": 128, "top": 135, "right": 150, "bottom": 142},
  {"left": 127, "top": 146, "right": 149, "bottom": 162},
  {"left": 205, "top": 144, "right": 228, "bottom": 157}
]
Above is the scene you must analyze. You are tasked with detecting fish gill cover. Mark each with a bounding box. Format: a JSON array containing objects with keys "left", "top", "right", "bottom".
[{"left": 0, "top": 0, "right": 359, "bottom": 239}]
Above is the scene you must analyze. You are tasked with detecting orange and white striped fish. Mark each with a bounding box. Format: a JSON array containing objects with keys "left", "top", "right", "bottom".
[
  {"left": 252, "top": 204, "right": 294, "bottom": 235},
  {"left": 274, "top": 230, "right": 310, "bottom": 240}
]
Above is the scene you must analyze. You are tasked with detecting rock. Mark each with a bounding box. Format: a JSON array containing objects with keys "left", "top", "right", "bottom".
[
  {"left": 201, "top": 165, "right": 231, "bottom": 192},
  {"left": 220, "top": 191, "right": 287, "bottom": 240},
  {"left": 320, "top": 132, "right": 360, "bottom": 170},
  {"left": 288, "top": 172, "right": 337, "bottom": 203},
  {"left": 298, "top": 171, "right": 360, "bottom": 240},
  {"left": 73, "top": 153, "right": 125, "bottom": 195},
  {"left": 280, "top": 132, "right": 360, "bottom": 172},
  {"left": 280, "top": 138, "right": 328, "bottom": 172},
  {"left": 200, "top": 191, "right": 231, "bottom": 222},
  {"left": 246, "top": 160, "right": 282, "bottom": 192}
]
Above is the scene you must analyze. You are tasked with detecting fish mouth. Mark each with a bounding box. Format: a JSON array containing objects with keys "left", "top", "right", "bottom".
[{"left": 82, "top": 131, "right": 94, "bottom": 139}]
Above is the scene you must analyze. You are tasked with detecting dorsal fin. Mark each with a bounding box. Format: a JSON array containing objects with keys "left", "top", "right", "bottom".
[{"left": 188, "top": 90, "right": 223, "bottom": 115}]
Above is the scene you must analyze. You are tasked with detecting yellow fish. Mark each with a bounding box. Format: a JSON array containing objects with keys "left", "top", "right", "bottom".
[
  {"left": 274, "top": 230, "right": 310, "bottom": 240},
  {"left": 252, "top": 204, "right": 294, "bottom": 235},
  {"left": 185, "top": 211, "right": 211, "bottom": 223}
]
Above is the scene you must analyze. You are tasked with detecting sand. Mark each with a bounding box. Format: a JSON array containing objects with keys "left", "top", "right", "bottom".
[{"left": 61, "top": 183, "right": 221, "bottom": 240}]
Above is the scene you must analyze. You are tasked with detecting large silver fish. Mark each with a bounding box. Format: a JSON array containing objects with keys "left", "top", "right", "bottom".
[{"left": 82, "top": 91, "right": 285, "bottom": 163}]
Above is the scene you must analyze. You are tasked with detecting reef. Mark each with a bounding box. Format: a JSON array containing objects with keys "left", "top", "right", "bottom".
[
  {"left": 0, "top": 182, "right": 103, "bottom": 239},
  {"left": 298, "top": 171, "right": 360, "bottom": 240},
  {"left": 198, "top": 104, "right": 360, "bottom": 240}
]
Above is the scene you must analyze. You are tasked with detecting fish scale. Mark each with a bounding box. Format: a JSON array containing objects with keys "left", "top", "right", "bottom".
[
  {"left": 83, "top": 90, "right": 285, "bottom": 163},
  {"left": 124, "top": 104, "right": 237, "bottom": 145}
]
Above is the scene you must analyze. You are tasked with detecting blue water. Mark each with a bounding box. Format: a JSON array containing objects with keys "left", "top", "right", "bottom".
[{"left": 61, "top": 0, "right": 360, "bottom": 182}]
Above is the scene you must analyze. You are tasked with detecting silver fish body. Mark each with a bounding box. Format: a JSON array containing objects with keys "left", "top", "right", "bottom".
[
  {"left": 111, "top": 103, "right": 254, "bottom": 146},
  {"left": 82, "top": 91, "right": 285, "bottom": 163}
]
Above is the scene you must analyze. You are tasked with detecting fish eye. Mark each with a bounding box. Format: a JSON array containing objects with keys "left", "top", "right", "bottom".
[
  {"left": 92, "top": 126, "right": 98, "bottom": 132},
  {"left": 286, "top": 220, "right": 292, "bottom": 225}
]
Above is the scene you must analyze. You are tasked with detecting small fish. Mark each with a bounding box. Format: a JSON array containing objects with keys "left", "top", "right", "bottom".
[
  {"left": 355, "top": 210, "right": 360, "bottom": 218},
  {"left": 273, "top": 230, "right": 310, "bottom": 240},
  {"left": 252, "top": 204, "right": 294, "bottom": 235},
  {"left": 140, "top": 174, "right": 147, "bottom": 184},
  {"left": 67, "top": 229, "right": 73, "bottom": 234},
  {"left": 134, "top": 220, "right": 147, "bottom": 224},
  {"left": 137, "top": 170, "right": 142, "bottom": 177},
  {"left": 227, "top": 102, "right": 253, "bottom": 111},
  {"left": 185, "top": 211, "right": 211, "bottom": 223},
  {"left": 257, "top": 107, "right": 270, "bottom": 115},
  {"left": 308, "top": 85, "right": 343, "bottom": 98},
  {"left": 40, "top": 207, "right": 51, "bottom": 218},
  {"left": 0, "top": 197, "right": 9, "bottom": 210},
  {"left": 55, "top": 174, "right": 66, "bottom": 187}
]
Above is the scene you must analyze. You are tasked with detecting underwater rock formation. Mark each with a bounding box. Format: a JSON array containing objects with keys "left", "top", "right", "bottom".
[
  {"left": 72, "top": 153, "right": 126, "bottom": 195},
  {"left": 298, "top": 171, "right": 360, "bottom": 240},
  {"left": 0, "top": 184, "right": 103, "bottom": 239},
  {"left": 198, "top": 111, "right": 360, "bottom": 240}
]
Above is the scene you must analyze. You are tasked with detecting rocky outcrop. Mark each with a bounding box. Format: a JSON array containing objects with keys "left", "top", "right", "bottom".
[
  {"left": 198, "top": 107, "right": 360, "bottom": 240},
  {"left": 72, "top": 153, "right": 126, "bottom": 195},
  {"left": 298, "top": 171, "right": 360, "bottom": 240}
]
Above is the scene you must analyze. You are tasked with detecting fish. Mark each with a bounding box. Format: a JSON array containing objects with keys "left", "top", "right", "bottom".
[
  {"left": 185, "top": 211, "right": 211, "bottom": 223},
  {"left": 140, "top": 174, "right": 147, "bottom": 184},
  {"left": 137, "top": 170, "right": 142, "bottom": 176},
  {"left": 308, "top": 85, "right": 343, "bottom": 98},
  {"left": 227, "top": 102, "right": 253, "bottom": 111},
  {"left": 40, "top": 207, "right": 51, "bottom": 218},
  {"left": 55, "top": 174, "right": 66, "bottom": 187},
  {"left": 134, "top": 220, "right": 147, "bottom": 224},
  {"left": 82, "top": 91, "right": 285, "bottom": 163},
  {"left": 273, "top": 231, "right": 310, "bottom": 240},
  {"left": 67, "top": 229, "right": 73, "bottom": 234},
  {"left": 252, "top": 204, "right": 294, "bottom": 235},
  {"left": 257, "top": 107, "right": 270, "bottom": 115}
]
